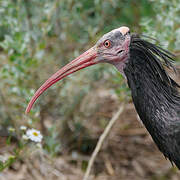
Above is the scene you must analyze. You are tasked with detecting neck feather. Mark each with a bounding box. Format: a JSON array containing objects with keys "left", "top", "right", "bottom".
[
  {"left": 124, "top": 36, "right": 180, "bottom": 129},
  {"left": 124, "top": 47, "right": 180, "bottom": 125},
  {"left": 123, "top": 36, "right": 180, "bottom": 167}
]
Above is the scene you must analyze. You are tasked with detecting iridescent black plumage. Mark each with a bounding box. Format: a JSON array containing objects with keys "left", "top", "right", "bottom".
[{"left": 124, "top": 34, "right": 180, "bottom": 168}]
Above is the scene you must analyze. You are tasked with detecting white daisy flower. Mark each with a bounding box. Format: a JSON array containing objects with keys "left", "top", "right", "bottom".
[
  {"left": 36, "top": 143, "right": 42, "bottom": 149},
  {"left": 0, "top": 155, "right": 8, "bottom": 163},
  {"left": 22, "top": 134, "right": 29, "bottom": 140},
  {"left": 20, "top": 125, "right": 27, "bottom": 131},
  {"left": 26, "top": 128, "right": 43, "bottom": 143},
  {"left": 8, "top": 127, "right": 15, "bottom": 132}
]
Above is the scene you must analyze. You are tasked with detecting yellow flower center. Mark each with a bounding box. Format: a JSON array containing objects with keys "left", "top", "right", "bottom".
[{"left": 33, "top": 132, "right": 38, "bottom": 136}]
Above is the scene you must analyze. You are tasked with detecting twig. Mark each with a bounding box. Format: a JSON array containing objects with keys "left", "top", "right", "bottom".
[{"left": 83, "top": 104, "right": 125, "bottom": 180}]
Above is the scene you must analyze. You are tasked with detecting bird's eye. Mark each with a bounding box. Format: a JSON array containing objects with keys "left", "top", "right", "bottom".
[{"left": 104, "top": 40, "right": 111, "bottom": 48}]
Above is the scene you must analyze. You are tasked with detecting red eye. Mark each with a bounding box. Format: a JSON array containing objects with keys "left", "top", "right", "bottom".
[{"left": 104, "top": 40, "right": 111, "bottom": 48}]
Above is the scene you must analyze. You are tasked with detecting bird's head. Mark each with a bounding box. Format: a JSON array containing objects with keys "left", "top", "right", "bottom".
[
  {"left": 95, "top": 26, "right": 130, "bottom": 73},
  {"left": 25, "top": 26, "right": 131, "bottom": 113}
]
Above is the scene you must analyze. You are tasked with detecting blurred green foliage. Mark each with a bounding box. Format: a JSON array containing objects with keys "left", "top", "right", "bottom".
[
  {"left": 141, "top": 0, "right": 180, "bottom": 51},
  {"left": 0, "top": 0, "right": 179, "bottom": 161},
  {"left": 44, "top": 125, "right": 61, "bottom": 157}
]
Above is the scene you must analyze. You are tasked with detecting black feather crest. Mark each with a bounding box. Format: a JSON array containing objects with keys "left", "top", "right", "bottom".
[{"left": 130, "top": 34, "right": 180, "bottom": 97}]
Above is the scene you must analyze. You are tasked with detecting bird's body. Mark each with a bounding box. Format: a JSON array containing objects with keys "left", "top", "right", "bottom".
[
  {"left": 126, "top": 35, "right": 180, "bottom": 167},
  {"left": 26, "top": 26, "right": 180, "bottom": 169}
]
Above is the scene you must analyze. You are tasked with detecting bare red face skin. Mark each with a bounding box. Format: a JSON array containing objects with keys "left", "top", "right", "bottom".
[
  {"left": 25, "top": 26, "right": 130, "bottom": 114},
  {"left": 25, "top": 47, "right": 98, "bottom": 113}
]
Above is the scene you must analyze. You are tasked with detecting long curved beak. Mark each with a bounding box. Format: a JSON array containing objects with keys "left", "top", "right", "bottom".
[{"left": 26, "top": 46, "right": 97, "bottom": 114}]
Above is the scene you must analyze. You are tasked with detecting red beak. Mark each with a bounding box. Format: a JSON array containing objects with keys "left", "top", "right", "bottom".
[{"left": 26, "top": 46, "right": 97, "bottom": 114}]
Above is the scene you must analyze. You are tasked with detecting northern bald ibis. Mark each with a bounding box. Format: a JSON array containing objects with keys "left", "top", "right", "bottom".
[{"left": 26, "top": 27, "right": 180, "bottom": 169}]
